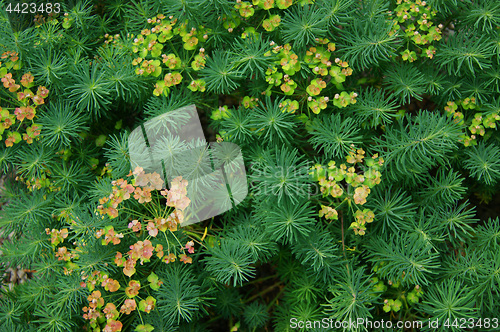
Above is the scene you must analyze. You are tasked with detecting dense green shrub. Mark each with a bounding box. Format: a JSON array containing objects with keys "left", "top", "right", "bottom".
[{"left": 0, "top": 0, "right": 499, "bottom": 331}]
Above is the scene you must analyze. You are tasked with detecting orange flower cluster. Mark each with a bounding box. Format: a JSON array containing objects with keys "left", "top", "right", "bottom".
[
  {"left": 79, "top": 168, "right": 196, "bottom": 331},
  {"left": 0, "top": 58, "right": 48, "bottom": 147},
  {"left": 45, "top": 228, "right": 69, "bottom": 246},
  {"left": 80, "top": 271, "right": 140, "bottom": 331},
  {"left": 98, "top": 167, "right": 192, "bottom": 215}
]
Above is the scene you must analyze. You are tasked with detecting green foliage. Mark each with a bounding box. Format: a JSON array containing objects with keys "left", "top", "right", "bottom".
[
  {"left": 200, "top": 51, "right": 242, "bottom": 94},
  {"left": 65, "top": 60, "right": 114, "bottom": 118},
  {"left": 218, "top": 106, "right": 254, "bottom": 144},
  {"left": 347, "top": 87, "right": 399, "bottom": 128},
  {"left": 213, "top": 287, "right": 242, "bottom": 319},
  {"left": 203, "top": 239, "right": 256, "bottom": 286},
  {"left": 432, "top": 201, "right": 477, "bottom": 243},
  {"left": 317, "top": 0, "right": 355, "bottom": 26},
  {"left": 308, "top": 113, "right": 363, "bottom": 159},
  {"left": 104, "top": 131, "right": 131, "bottom": 178},
  {"left": 14, "top": 144, "right": 57, "bottom": 179},
  {"left": 250, "top": 96, "right": 299, "bottom": 145},
  {"left": 230, "top": 36, "right": 274, "bottom": 79},
  {"left": 52, "top": 161, "right": 94, "bottom": 195},
  {"left": 38, "top": 101, "right": 89, "bottom": 149},
  {"left": 257, "top": 198, "right": 315, "bottom": 245},
  {"left": 419, "top": 280, "right": 478, "bottom": 331},
  {"left": 0, "top": 189, "right": 53, "bottom": 233},
  {"left": 243, "top": 302, "right": 269, "bottom": 329},
  {"left": 291, "top": 225, "right": 340, "bottom": 275},
  {"left": 367, "top": 233, "right": 440, "bottom": 286},
  {"left": 384, "top": 63, "right": 426, "bottom": 104},
  {"left": 0, "top": 296, "right": 22, "bottom": 330},
  {"left": 250, "top": 146, "right": 310, "bottom": 204},
  {"left": 462, "top": 0, "right": 500, "bottom": 32},
  {"left": 324, "top": 264, "right": 379, "bottom": 329},
  {"left": 155, "top": 264, "right": 203, "bottom": 326},
  {"left": 28, "top": 48, "right": 68, "bottom": 92},
  {"left": 225, "top": 219, "right": 279, "bottom": 261},
  {"left": 280, "top": 4, "right": 328, "bottom": 51},
  {"left": 475, "top": 217, "right": 500, "bottom": 250},
  {"left": 463, "top": 141, "right": 500, "bottom": 185},
  {"left": 375, "top": 111, "right": 462, "bottom": 183},
  {"left": 367, "top": 185, "right": 417, "bottom": 233},
  {"left": 435, "top": 30, "right": 495, "bottom": 76},
  {"left": 339, "top": 17, "right": 402, "bottom": 70},
  {"left": 416, "top": 168, "right": 466, "bottom": 208},
  {"left": 289, "top": 270, "right": 320, "bottom": 303}
]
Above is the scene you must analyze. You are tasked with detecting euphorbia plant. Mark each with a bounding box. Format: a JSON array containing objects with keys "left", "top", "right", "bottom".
[{"left": 46, "top": 167, "right": 197, "bottom": 331}]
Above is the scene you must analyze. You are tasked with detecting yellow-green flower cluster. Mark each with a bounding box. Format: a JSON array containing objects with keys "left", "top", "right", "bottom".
[
  {"left": 210, "top": 105, "right": 231, "bottom": 121},
  {"left": 222, "top": 12, "right": 241, "bottom": 31},
  {"left": 310, "top": 148, "right": 384, "bottom": 236},
  {"left": 262, "top": 14, "right": 281, "bottom": 31},
  {"left": 445, "top": 98, "right": 500, "bottom": 147},
  {"left": 352, "top": 209, "right": 375, "bottom": 236},
  {"left": 130, "top": 15, "right": 209, "bottom": 97},
  {"left": 279, "top": 99, "right": 299, "bottom": 113},
  {"left": 371, "top": 273, "right": 424, "bottom": 314},
  {"left": 235, "top": 1, "right": 255, "bottom": 18},
  {"left": 242, "top": 96, "right": 259, "bottom": 109},
  {"left": 319, "top": 205, "right": 338, "bottom": 220},
  {"left": 262, "top": 39, "right": 356, "bottom": 114},
  {"left": 390, "top": 0, "right": 442, "bottom": 61}
]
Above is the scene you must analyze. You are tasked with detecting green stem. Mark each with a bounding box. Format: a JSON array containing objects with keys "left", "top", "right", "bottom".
[
  {"left": 168, "top": 40, "right": 181, "bottom": 59},
  {"left": 244, "top": 281, "right": 281, "bottom": 303},
  {"left": 183, "top": 230, "right": 202, "bottom": 239},
  {"left": 246, "top": 274, "right": 278, "bottom": 285},
  {"left": 163, "top": 230, "right": 171, "bottom": 253},
  {"left": 206, "top": 314, "right": 222, "bottom": 324},
  {"left": 340, "top": 210, "right": 346, "bottom": 256},
  {"left": 169, "top": 229, "right": 185, "bottom": 249},
  {"left": 118, "top": 207, "right": 150, "bottom": 220},
  {"left": 266, "top": 285, "right": 285, "bottom": 311}
]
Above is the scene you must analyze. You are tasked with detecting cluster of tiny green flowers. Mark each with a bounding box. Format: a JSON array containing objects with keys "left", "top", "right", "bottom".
[
  {"left": 62, "top": 12, "right": 72, "bottom": 29},
  {"left": 445, "top": 98, "right": 500, "bottom": 147},
  {"left": 241, "top": 0, "right": 295, "bottom": 18},
  {"left": 371, "top": 264, "right": 424, "bottom": 315},
  {"left": 310, "top": 147, "right": 384, "bottom": 235},
  {"left": 210, "top": 105, "right": 232, "bottom": 121},
  {"left": 120, "top": 2, "right": 359, "bottom": 118},
  {"left": 103, "top": 33, "right": 122, "bottom": 45},
  {"left": 128, "top": 14, "right": 209, "bottom": 96},
  {"left": 263, "top": 38, "right": 356, "bottom": 114},
  {"left": 389, "top": 0, "right": 442, "bottom": 61},
  {"left": 233, "top": 0, "right": 303, "bottom": 21}
]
